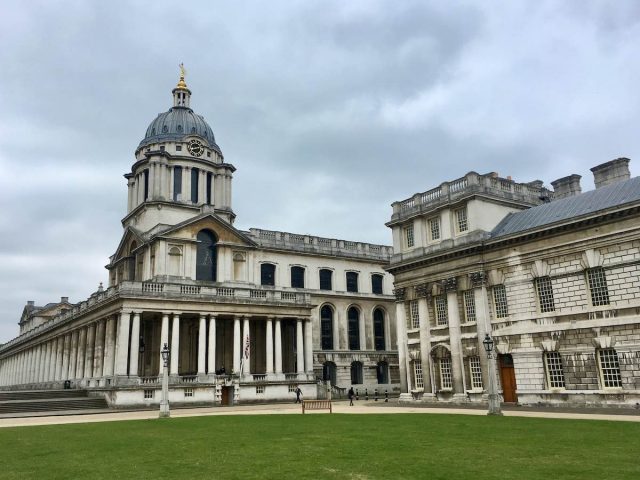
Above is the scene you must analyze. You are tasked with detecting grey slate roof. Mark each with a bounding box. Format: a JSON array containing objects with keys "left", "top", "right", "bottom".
[{"left": 491, "top": 176, "right": 640, "bottom": 238}]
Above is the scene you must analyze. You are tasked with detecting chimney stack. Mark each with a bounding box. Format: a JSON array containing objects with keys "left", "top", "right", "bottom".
[
  {"left": 61, "top": 296, "right": 69, "bottom": 303},
  {"left": 591, "top": 157, "right": 631, "bottom": 189},
  {"left": 27, "top": 300, "right": 35, "bottom": 307},
  {"left": 551, "top": 174, "right": 582, "bottom": 200}
]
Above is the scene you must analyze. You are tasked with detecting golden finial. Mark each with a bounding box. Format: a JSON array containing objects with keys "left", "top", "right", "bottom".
[{"left": 176, "top": 62, "right": 188, "bottom": 89}]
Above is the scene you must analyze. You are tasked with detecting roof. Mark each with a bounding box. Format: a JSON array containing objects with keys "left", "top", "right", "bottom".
[{"left": 491, "top": 176, "right": 640, "bottom": 238}]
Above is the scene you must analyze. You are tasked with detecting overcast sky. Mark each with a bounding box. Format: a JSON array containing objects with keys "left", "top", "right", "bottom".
[{"left": 1, "top": 1, "right": 639, "bottom": 342}]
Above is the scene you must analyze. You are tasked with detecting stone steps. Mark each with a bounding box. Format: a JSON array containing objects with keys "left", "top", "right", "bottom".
[{"left": 0, "top": 390, "right": 108, "bottom": 415}]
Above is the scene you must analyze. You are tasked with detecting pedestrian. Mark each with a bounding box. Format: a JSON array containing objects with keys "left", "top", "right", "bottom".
[
  {"left": 295, "top": 385, "right": 303, "bottom": 403},
  {"left": 348, "top": 387, "right": 355, "bottom": 406}
]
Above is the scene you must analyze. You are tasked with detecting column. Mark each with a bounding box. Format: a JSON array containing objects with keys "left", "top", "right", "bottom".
[
  {"left": 75, "top": 327, "right": 87, "bottom": 380},
  {"left": 24, "top": 349, "right": 32, "bottom": 384},
  {"left": 170, "top": 314, "right": 180, "bottom": 375},
  {"left": 265, "top": 317, "right": 274, "bottom": 375},
  {"left": 55, "top": 336, "right": 64, "bottom": 381},
  {"left": 68, "top": 330, "right": 78, "bottom": 381},
  {"left": 395, "top": 300, "right": 409, "bottom": 394},
  {"left": 114, "top": 312, "right": 130, "bottom": 376},
  {"left": 129, "top": 313, "right": 141, "bottom": 377},
  {"left": 198, "top": 314, "right": 207, "bottom": 374},
  {"left": 213, "top": 174, "right": 222, "bottom": 206},
  {"left": 471, "top": 272, "right": 491, "bottom": 389},
  {"left": 304, "top": 319, "right": 313, "bottom": 375},
  {"left": 159, "top": 313, "right": 169, "bottom": 374},
  {"left": 296, "top": 319, "right": 304, "bottom": 374},
  {"left": 233, "top": 316, "right": 241, "bottom": 374},
  {"left": 445, "top": 279, "right": 465, "bottom": 395},
  {"left": 84, "top": 324, "right": 96, "bottom": 378},
  {"left": 417, "top": 294, "right": 434, "bottom": 394},
  {"left": 41, "top": 342, "right": 51, "bottom": 383},
  {"left": 103, "top": 316, "right": 117, "bottom": 377},
  {"left": 274, "top": 318, "right": 283, "bottom": 375},
  {"left": 208, "top": 315, "right": 216, "bottom": 375},
  {"left": 46, "top": 340, "right": 55, "bottom": 382},
  {"left": 242, "top": 317, "right": 250, "bottom": 375},
  {"left": 93, "top": 320, "right": 106, "bottom": 378}
]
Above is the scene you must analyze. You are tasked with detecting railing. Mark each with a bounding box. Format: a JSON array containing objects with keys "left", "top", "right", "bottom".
[
  {"left": 252, "top": 374, "right": 266, "bottom": 382},
  {"left": 179, "top": 375, "right": 197, "bottom": 383},
  {"left": 285, "top": 373, "right": 298, "bottom": 381},
  {"left": 143, "top": 282, "right": 164, "bottom": 293},
  {"left": 140, "top": 376, "right": 159, "bottom": 385},
  {"left": 250, "top": 290, "right": 267, "bottom": 299},
  {"left": 181, "top": 285, "right": 201, "bottom": 295},
  {"left": 216, "top": 288, "right": 235, "bottom": 297},
  {"left": 280, "top": 292, "right": 297, "bottom": 301}
]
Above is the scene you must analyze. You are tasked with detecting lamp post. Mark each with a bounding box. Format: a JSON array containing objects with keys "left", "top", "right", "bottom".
[
  {"left": 159, "top": 342, "right": 170, "bottom": 418},
  {"left": 482, "top": 334, "right": 502, "bottom": 416}
]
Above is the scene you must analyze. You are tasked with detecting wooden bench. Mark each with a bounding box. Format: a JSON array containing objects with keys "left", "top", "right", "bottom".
[{"left": 302, "top": 399, "right": 332, "bottom": 414}]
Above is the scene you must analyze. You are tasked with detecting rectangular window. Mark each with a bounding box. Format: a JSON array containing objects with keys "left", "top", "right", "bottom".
[
  {"left": 587, "top": 267, "right": 610, "bottom": 306},
  {"left": 319, "top": 269, "right": 332, "bottom": 290},
  {"left": 435, "top": 295, "right": 448, "bottom": 326},
  {"left": 404, "top": 224, "right": 415, "bottom": 248},
  {"left": 173, "top": 166, "right": 182, "bottom": 201},
  {"left": 535, "top": 276, "right": 555, "bottom": 313},
  {"left": 413, "top": 361, "right": 424, "bottom": 390},
  {"left": 409, "top": 300, "right": 420, "bottom": 329},
  {"left": 598, "top": 349, "right": 622, "bottom": 388},
  {"left": 288, "top": 384, "right": 297, "bottom": 393},
  {"left": 493, "top": 285, "right": 509, "bottom": 318},
  {"left": 256, "top": 385, "right": 265, "bottom": 394},
  {"left": 144, "top": 389, "right": 154, "bottom": 399},
  {"left": 143, "top": 169, "right": 149, "bottom": 200},
  {"left": 463, "top": 290, "right": 476, "bottom": 323},
  {"left": 469, "top": 356, "right": 483, "bottom": 389},
  {"left": 429, "top": 217, "right": 441, "bottom": 241},
  {"left": 191, "top": 167, "right": 199, "bottom": 203},
  {"left": 455, "top": 207, "right": 468, "bottom": 233},
  {"left": 291, "top": 266, "right": 305, "bottom": 288},
  {"left": 371, "top": 274, "right": 383, "bottom": 294},
  {"left": 544, "top": 352, "right": 566, "bottom": 389},
  {"left": 346, "top": 272, "right": 358, "bottom": 293},
  {"left": 176, "top": 145, "right": 182, "bottom": 151},
  {"left": 206, "top": 172, "right": 213, "bottom": 205},
  {"left": 184, "top": 388, "right": 194, "bottom": 398},
  {"left": 439, "top": 358, "right": 452, "bottom": 390},
  {"left": 261, "top": 263, "right": 276, "bottom": 286}
]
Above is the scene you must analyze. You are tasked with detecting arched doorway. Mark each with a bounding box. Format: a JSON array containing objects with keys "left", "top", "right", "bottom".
[
  {"left": 196, "top": 230, "right": 217, "bottom": 281},
  {"left": 323, "top": 361, "right": 337, "bottom": 386},
  {"left": 350, "top": 361, "right": 363, "bottom": 385}
]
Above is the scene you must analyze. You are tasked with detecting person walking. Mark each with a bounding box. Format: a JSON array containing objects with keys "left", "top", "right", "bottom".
[
  {"left": 295, "top": 385, "right": 303, "bottom": 403},
  {"left": 348, "top": 387, "right": 355, "bottom": 406}
]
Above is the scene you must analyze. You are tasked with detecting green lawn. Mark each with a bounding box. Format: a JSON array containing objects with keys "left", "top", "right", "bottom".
[{"left": 1, "top": 414, "right": 639, "bottom": 479}]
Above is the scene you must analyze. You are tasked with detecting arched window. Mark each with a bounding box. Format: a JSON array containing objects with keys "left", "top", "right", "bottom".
[
  {"left": 319, "top": 269, "right": 333, "bottom": 290},
  {"left": 350, "top": 361, "right": 363, "bottom": 385},
  {"left": 371, "top": 274, "right": 383, "bottom": 294},
  {"left": 191, "top": 168, "right": 199, "bottom": 203},
  {"left": 173, "top": 166, "right": 183, "bottom": 201},
  {"left": 291, "top": 266, "right": 305, "bottom": 288},
  {"left": 168, "top": 246, "right": 182, "bottom": 276},
  {"left": 320, "top": 305, "right": 334, "bottom": 350},
  {"left": 196, "top": 230, "right": 217, "bottom": 282},
  {"left": 377, "top": 361, "right": 389, "bottom": 384},
  {"left": 346, "top": 272, "right": 358, "bottom": 292},
  {"left": 323, "top": 361, "right": 337, "bottom": 386},
  {"left": 348, "top": 307, "right": 360, "bottom": 350},
  {"left": 261, "top": 263, "right": 276, "bottom": 286},
  {"left": 373, "top": 308, "right": 385, "bottom": 351}
]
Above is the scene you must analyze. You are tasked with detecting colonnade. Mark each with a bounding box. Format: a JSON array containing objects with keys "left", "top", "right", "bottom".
[
  {"left": 396, "top": 272, "right": 493, "bottom": 397},
  {"left": 127, "top": 161, "right": 233, "bottom": 213},
  {"left": 0, "top": 311, "right": 314, "bottom": 388}
]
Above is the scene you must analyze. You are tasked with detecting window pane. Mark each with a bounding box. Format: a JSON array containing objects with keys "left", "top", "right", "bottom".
[
  {"left": 371, "top": 274, "right": 383, "bottom": 294},
  {"left": 535, "top": 276, "right": 555, "bottom": 313},
  {"left": 291, "top": 266, "right": 305, "bottom": 288},
  {"left": 429, "top": 217, "right": 440, "bottom": 240},
  {"left": 493, "top": 285, "right": 509, "bottom": 318},
  {"left": 544, "top": 352, "right": 565, "bottom": 388},
  {"left": 373, "top": 309, "right": 385, "bottom": 351},
  {"left": 439, "top": 358, "right": 452, "bottom": 389},
  {"left": 173, "top": 166, "right": 182, "bottom": 201},
  {"left": 320, "top": 306, "right": 333, "bottom": 350},
  {"left": 456, "top": 207, "right": 468, "bottom": 232},
  {"left": 435, "top": 295, "right": 448, "bottom": 325},
  {"left": 404, "top": 224, "right": 415, "bottom": 247},
  {"left": 261, "top": 264, "right": 275, "bottom": 286},
  {"left": 191, "top": 167, "right": 199, "bottom": 203},
  {"left": 346, "top": 272, "right": 358, "bottom": 293},
  {"left": 469, "top": 356, "right": 483, "bottom": 389},
  {"left": 587, "top": 267, "right": 610, "bottom": 306},
  {"left": 319, "top": 269, "right": 332, "bottom": 290},
  {"left": 598, "top": 349, "right": 622, "bottom": 388},
  {"left": 409, "top": 300, "right": 420, "bottom": 329},
  {"left": 463, "top": 290, "right": 476, "bottom": 322},
  {"left": 348, "top": 307, "right": 360, "bottom": 350}
]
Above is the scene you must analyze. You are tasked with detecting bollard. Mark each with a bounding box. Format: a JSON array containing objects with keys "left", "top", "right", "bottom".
[
  {"left": 385, "top": 390, "right": 389, "bottom": 402},
  {"left": 374, "top": 388, "right": 378, "bottom": 401},
  {"left": 365, "top": 388, "right": 369, "bottom": 401},
  {"left": 356, "top": 388, "right": 359, "bottom": 401}
]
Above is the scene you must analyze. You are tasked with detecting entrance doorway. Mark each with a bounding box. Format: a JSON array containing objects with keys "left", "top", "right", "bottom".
[
  {"left": 221, "top": 386, "right": 233, "bottom": 406},
  {"left": 498, "top": 354, "right": 517, "bottom": 403}
]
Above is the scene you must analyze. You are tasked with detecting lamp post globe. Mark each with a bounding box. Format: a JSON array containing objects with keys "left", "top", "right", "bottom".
[
  {"left": 159, "top": 343, "right": 171, "bottom": 418},
  {"left": 483, "top": 334, "right": 502, "bottom": 416}
]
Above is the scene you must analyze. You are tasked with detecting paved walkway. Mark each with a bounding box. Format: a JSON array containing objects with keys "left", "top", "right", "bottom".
[{"left": 1, "top": 400, "right": 639, "bottom": 428}]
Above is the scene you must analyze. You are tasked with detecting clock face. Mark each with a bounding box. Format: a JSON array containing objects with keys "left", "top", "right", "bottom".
[{"left": 187, "top": 139, "right": 204, "bottom": 157}]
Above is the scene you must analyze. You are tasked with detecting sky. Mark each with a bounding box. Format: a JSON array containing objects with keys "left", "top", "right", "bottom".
[{"left": 1, "top": 1, "right": 639, "bottom": 342}]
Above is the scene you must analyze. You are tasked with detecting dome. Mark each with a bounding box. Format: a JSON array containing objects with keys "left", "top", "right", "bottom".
[{"left": 138, "top": 106, "right": 222, "bottom": 154}]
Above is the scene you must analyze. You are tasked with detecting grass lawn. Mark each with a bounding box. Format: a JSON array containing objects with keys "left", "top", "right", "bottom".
[{"left": 1, "top": 413, "right": 639, "bottom": 479}]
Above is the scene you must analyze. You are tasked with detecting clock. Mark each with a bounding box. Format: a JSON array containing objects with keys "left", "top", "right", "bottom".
[{"left": 187, "top": 139, "right": 204, "bottom": 157}]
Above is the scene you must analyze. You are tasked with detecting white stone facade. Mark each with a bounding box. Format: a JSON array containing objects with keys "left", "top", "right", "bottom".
[
  {"left": 388, "top": 159, "right": 640, "bottom": 408},
  {"left": 0, "top": 73, "right": 399, "bottom": 407}
]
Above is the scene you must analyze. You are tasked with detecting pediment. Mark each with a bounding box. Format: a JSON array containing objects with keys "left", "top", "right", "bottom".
[
  {"left": 155, "top": 213, "right": 257, "bottom": 248},
  {"left": 111, "top": 226, "right": 146, "bottom": 264}
]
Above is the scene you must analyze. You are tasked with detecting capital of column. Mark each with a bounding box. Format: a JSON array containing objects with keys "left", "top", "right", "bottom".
[
  {"left": 469, "top": 271, "right": 487, "bottom": 288},
  {"left": 414, "top": 283, "right": 431, "bottom": 299},
  {"left": 442, "top": 277, "right": 458, "bottom": 293},
  {"left": 393, "top": 287, "right": 406, "bottom": 302}
]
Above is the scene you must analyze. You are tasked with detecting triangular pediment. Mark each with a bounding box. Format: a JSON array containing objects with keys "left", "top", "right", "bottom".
[
  {"left": 111, "top": 226, "right": 146, "bottom": 264},
  {"left": 153, "top": 213, "right": 257, "bottom": 248}
]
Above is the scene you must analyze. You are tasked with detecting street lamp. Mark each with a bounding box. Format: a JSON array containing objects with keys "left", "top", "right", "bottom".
[
  {"left": 482, "top": 334, "right": 502, "bottom": 416},
  {"left": 159, "top": 343, "right": 170, "bottom": 418}
]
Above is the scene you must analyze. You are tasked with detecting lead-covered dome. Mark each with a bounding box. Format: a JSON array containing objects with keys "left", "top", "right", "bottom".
[{"left": 137, "top": 68, "right": 222, "bottom": 154}]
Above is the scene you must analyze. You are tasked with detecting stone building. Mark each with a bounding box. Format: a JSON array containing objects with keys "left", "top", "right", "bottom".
[
  {"left": 0, "top": 71, "right": 399, "bottom": 406},
  {"left": 388, "top": 158, "right": 640, "bottom": 407}
]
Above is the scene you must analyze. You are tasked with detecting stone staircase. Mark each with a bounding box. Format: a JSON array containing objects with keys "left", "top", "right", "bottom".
[{"left": 0, "top": 389, "right": 109, "bottom": 416}]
